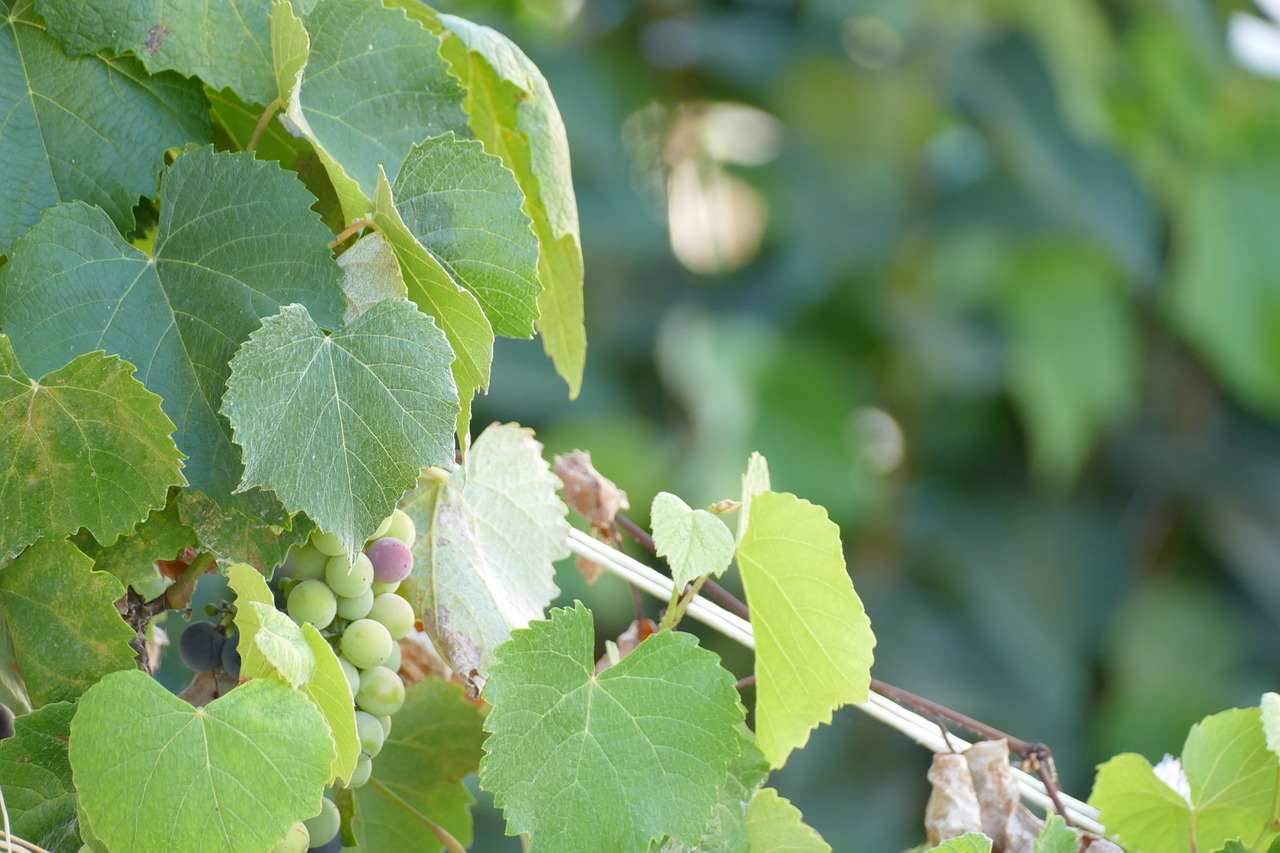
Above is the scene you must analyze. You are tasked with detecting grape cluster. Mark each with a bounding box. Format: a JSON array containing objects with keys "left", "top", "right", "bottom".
[
  {"left": 177, "top": 618, "right": 242, "bottom": 679},
  {"left": 270, "top": 509, "right": 418, "bottom": 853}
]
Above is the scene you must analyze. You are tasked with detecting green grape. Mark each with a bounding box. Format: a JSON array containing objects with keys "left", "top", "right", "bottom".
[
  {"left": 287, "top": 580, "right": 337, "bottom": 629},
  {"left": 335, "top": 587, "right": 374, "bottom": 621},
  {"left": 356, "top": 666, "right": 405, "bottom": 716},
  {"left": 311, "top": 530, "right": 346, "bottom": 557},
  {"left": 285, "top": 541, "right": 327, "bottom": 580},
  {"left": 371, "top": 513, "right": 394, "bottom": 540},
  {"left": 367, "top": 593, "right": 415, "bottom": 640},
  {"left": 325, "top": 552, "right": 373, "bottom": 599},
  {"left": 355, "top": 710, "right": 386, "bottom": 757},
  {"left": 269, "top": 821, "right": 309, "bottom": 853},
  {"left": 370, "top": 578, "right": 400, "bottom": 596},
  {"left": 377, "top": 715, "right": 393, "bottom": 738},
  {"left": 338, "top": 656, "right": 361, "bottom": 697},
  {"left": 346, "top": 754, "right": 373, "bottom": 789},
  {"left": 385, "top": 508, "right": 416, "bottom": 547},
  {"left": 384, "top": 638, "right": 402, "bottom": 673},
  {"left": 303, "top": 797, "right": 340, "bottom": 846},
  {"left": 341, "top": 619, "right": 393, "bottom": 670}
]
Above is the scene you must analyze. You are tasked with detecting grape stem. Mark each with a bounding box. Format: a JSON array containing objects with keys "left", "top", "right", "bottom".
[
  {"left": 166, "top": 551, "right": 217, "bottom": 610},
  {"left": 366, "top": 778, "right": 466, "bottom": 853},
  {"left": 329, "top": 219, "right": 371, "bottom": 249}
]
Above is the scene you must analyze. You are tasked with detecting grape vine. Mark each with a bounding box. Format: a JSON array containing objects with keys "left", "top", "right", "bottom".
[{"left": 0, "top": 1, "right": 1275, "bottom": 852}]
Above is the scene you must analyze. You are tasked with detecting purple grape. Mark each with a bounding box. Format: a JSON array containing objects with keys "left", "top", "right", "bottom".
[
  {"left": 179, "top": 621, "right": 225, "bottom": 672},
  {"left": 365, "top": 537, "right": 413, "bottom": 584},
  {"left": 221, "top": 633, "right": 241, "bottom": 679}
]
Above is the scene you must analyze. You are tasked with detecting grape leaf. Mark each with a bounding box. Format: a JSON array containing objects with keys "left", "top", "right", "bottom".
[
  {"left": 226, "top": 562, "right": 360, "bottom": 785},
  {"left": 69, "top": 669, "right": 335, "bottom": 853},
  {"left": 400, "top": 422, "right": 567, "bottom": 691},
  {"left": 655, "top": 725, "right": 768, "bottom": 853},
  {"left": 371, "top": 170, "right": 493, "bottom": 439},
  {"left": 481, "top": 602, "right": 744, "bottom": 852},
  {"left": 207, "top": 84, "right": 310, "bottom": 167},
  {"left": 435, "top": 14, "right": 585, "bottom": 393},
  {"left": 351, "top": 677, "right": 486, "bottom": 851},
  {"left": 737, "top": 452, "right": 771, "bottom": 544},
  {"left": 744, "top": 788, "right": 831, "bottom": 853},
  {"left": 223, "top": 299, "right": 459, "bottom": 560},
  {"left": 651, "top": 491, "right": 735, "bottom": 588},
  {"left": 0, "top": 146, "right": 343, "bottom": 512},
  {"left": 735, "top": 490, "right": 875, "bottom": 768},
  {"left": 1091, "top": 707, "right": 1280, "bottom": 853},
  {"left": 0, "top": 0, "right": 209, "bottom": 253},
  {"left": 0, "top": 701, "right": 80, "bottom": 853},
  {"left": 0, "top": 609, "right": 31, "bottom": 715},
  {"left": 392, "top": 134, "right": 541, "bottom": 339},
  {"left": 1262, "top": 692, "right": 1280, "bottom": 761},
  {"left": 1034, "top": 815, "right": 1078, "bottom": 853},
  {"left": 274, "top": 0, "right": 469, "bottom": 223},
  {"left": 339, "top": 232, "right": 408, "bottom": 324},
  {"left": 71, "top": 489, "right": 195, "bottom": 588},
  {"left": 178, "top": 489, "right": 312, "bottom": 574},
  {"left": 0, "top": 537, "right": 137, "bottom": 707},
  {"left": 927, "top": 834, "right": 993, "bottom": 853},
  {"left": 0, "top": 338, "right": 186, "bottom": 560},
  {"left": 34, "top": 0, "right": 276, "bottom": 105}
]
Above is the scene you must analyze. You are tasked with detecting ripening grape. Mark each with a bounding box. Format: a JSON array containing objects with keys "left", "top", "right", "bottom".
[
  {"left": 311, "top": 530, "right": 346, "bottom": 557},
  {"left": 356, "top": 665, "right": 405, "bottom": 716},
  {"left": 287, "top": 580, "right": 337, "bottom": 629},
  {"left": 354, "top": 710, "right": 386, "bottom": 757},
  {"left": 365, "top": 536, "right": 413, "bottom": 584},
  {"left": 371, "top": 512, "right": 394, "bottom": 540},
  {"left": 385, "top": 508, "right": 416, "bottom": 547},
  {"left": 325, "top": 552, "right": 373, "bottom": 599},
  {"left": 335, "top": 586, "right": 374, "bottom": 621},
  {"left": 179, "top": 621, "right": 225, "bottom": 672},
  {"left": 367, "top": 593, "right": 415, "bottom": 641},
  {"left": 384, "top": 638, "right": 402, "bottom": 673},
  {"left": 346, "top": 754, "right": 373, "bottom": 789},
  {"left": 341, "top": 619, "right": 393, "bottom": 670},
  {"left": 303, "top": 798, "right": 340, "bottom": 847},
  {"left": 338, "top": 656, "right": 360, "bottom": 697},
  {"left": 285, "top": 541, "right": 327, "bottom": 581},
  {"left": 221, "top": 633, "right": 241, "bottom": 679},
  {"left": 370, "top": 578, "right": 400, "bottom": 596},
  {"left": 269, "top": 821, "right": 309, "bottom": 853}
]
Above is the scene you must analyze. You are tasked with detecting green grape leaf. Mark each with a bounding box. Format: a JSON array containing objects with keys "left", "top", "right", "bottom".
[
  {"left": 436, "top": 14, "right": 585, "bottom": 393},
  {"left": 223, "top": 300, "right": 459, "bottom": 560},
  {"left": 0, "top": 0, "right": 209, "bottom": 253},
  {"left": 1262, "top": 692, "right": 1280, "bottom": 762},
  {"left": 0, "top": 338, "right": 186, "bottom": 560},
  {"left": 0, "top": 537, "right": 137, "bottom": 707},
  {"left": 1090, "top": 708, "right": 1280, "bottom": 853},
  {"left": 178, "top": 490, "right": 311, "bottom": 574},
  {"left": 69, "top": 669, "right": 335, "bottom": 853},
  {"left": 735, "top": 490, "right": 875, "bottom": 768},
  {"left": 1213, "top": 843, "right": 1248, "bottom": 853},
  {"left": 339, "top": 232, "right": 408, "bottom": 324},
  {"left": 71, "top": 489, "right": 195, "bottom": 588},
  {"left": 392, "top": 134, "right": 541, "bottom": 339},
  {"left": 226, "top": 562, "right": 359, "bottom": 784},
  {"left": 401, "top": 422, "right": 567, "bottom": 690},
  {"left": 0, "top": 701, "right": 80, "bottom": 853},
  {"left": 0, "top": 609, "right": 32, "bottom": 715},
  {"left": 744, "top": 788, "right": 831, "bottom": 853},
  {"left": 927, "top": 834, "right": 993, "bottom": 853},
  {"left": 481, "top": 602, "right": 744, "bottom": 852},
  {"left": 651, "top": 491, "right": 735, "bottom": 588},
  {"left": 351, "top": 677, "right": 486, "bottom": 850},
  {"left": 1034, "top": 815, "right": 1078, "bottom": 853},
  {"left": 34, "top": 0, "right": 275, "bottom": 105},
  {"left": 274, "top": 0, "right": 468, "bottom": 223},
  {"left": 372, "top": 170, "right": 493, "bottom": 439},
  {"left": 655, "top": 725, "right": 769, "bottom": 853},
  {"left": 0, "top": 147, "right": 343, "bottom": 512},
  {"left": 737, "top": 452, "right": 771, "bottom": 544}
]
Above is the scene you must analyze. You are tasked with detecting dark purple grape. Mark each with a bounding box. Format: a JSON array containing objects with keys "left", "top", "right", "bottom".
[
  {"left": 178, "top": 621, "right": 225, "bottom": 672},
  {"left": 221, "top": 633, "right": 241, "bottom": 679},
  {"left": 308, "top": 829, "right": 342, "bottom": 853},
  {"left": 365, "top": 537, "right": 413, "bottom": 584},
  {"left": 0, "top": 703, "right": 14, "bottom": 740}
]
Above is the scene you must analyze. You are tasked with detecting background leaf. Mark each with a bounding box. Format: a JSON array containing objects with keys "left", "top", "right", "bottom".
[
  {"left": 927, "top": 834, "right": 993, "bottom": 853},
  {"left": 651, "top": 491, "right": 735, "bottom": 588},
  {"left": 0, "top": 0, "right": 209, "bottom": 253},
  {"left": 0, "top": 701, "right": 80, "bottom": 853},
  {"left": 481, "top": 602, "right": 744, "bottom": 852},
  {"left": 0, "top": 338, "right": 186, "bottom": 560},
  {"left": 69, "top": 670, "right": 335, "bottom": 853},
  {"left": 401, "top": 422, "right": 567, "bottom": 690},
  {"left": 0, "top": 537, "right": 137, "bottom": 707},
  {"left": 338, "top": 231, "right": 408, "bottom": 324},
  {"left": 0, "top": 147, "right": 343, "bottom": 511},
  {"left": 71, "top": 489, "right": 195, "bottom": 589},
  {"left": 735, "top": 490, "right": 875, "bottom": 768},
  {"left": 223, "top": 299, "right": 459, "bottom": 559},
  {"left": 177, "top": 490, "right": 312, "bottom": 574}
]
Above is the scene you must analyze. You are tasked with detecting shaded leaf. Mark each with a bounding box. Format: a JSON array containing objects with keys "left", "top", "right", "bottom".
[
  {"left": 0, "top": 701, "right": 79, "bottom": 853},
  {"left": 178, "top": 490, "right": 312, "bottom": 575},
  {"left": 655, "top": 725, "right": 768, "bottom": 853},
  {"left": 338, "top": 231, "right": 408, "bottom": 324},
  {"left": 71, "top": 489, "right": 195, "bottom": 589}
]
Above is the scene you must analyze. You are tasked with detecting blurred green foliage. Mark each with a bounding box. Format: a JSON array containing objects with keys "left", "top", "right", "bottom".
[{"left": 451, "top": 0, "right": 1280, "bottom": 847}]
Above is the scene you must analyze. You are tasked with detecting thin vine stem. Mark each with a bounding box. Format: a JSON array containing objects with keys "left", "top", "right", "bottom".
[
  {"left": 616, "top": 512, "right": 750, "bottom": 619},
  {"left": 367, "top": 778, "right": 466, "bottom": 853},
  {"left": 659, "top": 575, "right": 708, "bottom": 632},
  {"left": 330, "top": 218, "right": 371, "bottom": 249},
  {"left": 247, "top": 99, "right": 282, "bottom": 152}
]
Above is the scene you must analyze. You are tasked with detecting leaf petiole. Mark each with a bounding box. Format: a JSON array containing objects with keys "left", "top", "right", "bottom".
[{"left": 367, "top": 777, "right": 467, "bottom": 853}]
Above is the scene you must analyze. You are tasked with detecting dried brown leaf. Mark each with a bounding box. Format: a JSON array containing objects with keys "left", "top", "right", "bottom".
[{"left": 554, "top": 450, "right": 630, "bottom": 535}]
